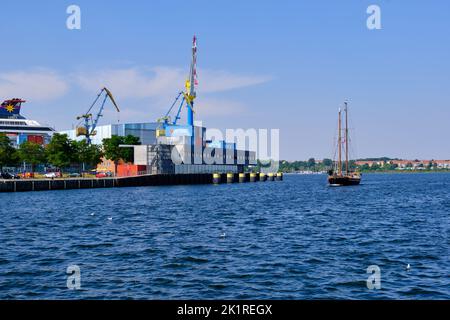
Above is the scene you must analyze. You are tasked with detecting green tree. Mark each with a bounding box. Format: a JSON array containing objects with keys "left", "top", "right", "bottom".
[
  {"left": 73, "top": 140, "right": 104, "bottom": 172},
  {"left": 307, "top": 158, "right": 316, "bottom": 169},
  {"left": 17, "top": 141, "right": 46, "bottom": 173},
  {"left": 122, "top": 135, "right": 141, "bottom": 162},
  {"left": 102, "top": 135, "right": 140, "bottom": 173},
  {"left": 371, "top": 163, "right": 381, "bottom": 171},
  {"left": 45, "top": 133, "right": 77, "bottom": 170},
  {"left": 0, "top": 134, "right": 19, "bottom": 170},
  {"left": 385, "top": 163, "right": 398, "bottom": 170},
  {"left": 323, "top": 158, "right": 333, "bottom": 167}
]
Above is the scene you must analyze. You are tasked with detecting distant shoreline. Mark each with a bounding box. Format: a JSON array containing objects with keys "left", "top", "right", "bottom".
[
  {"left": 283, "top": 170, "right": 450, "bottom": 175},
  {"left": 359, "top": 170, "right": 450, "bottom": 174}
]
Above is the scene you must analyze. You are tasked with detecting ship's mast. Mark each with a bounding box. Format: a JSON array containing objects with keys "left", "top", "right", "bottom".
[
  {"left": 338, "top": 108, "right": 342, "bottom": 175},
  {"left": 345, "top": 101, "right": 349, "bottom": 175}
]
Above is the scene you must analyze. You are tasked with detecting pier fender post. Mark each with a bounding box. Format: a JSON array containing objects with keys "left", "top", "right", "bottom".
[
  {"left": 226, "top": 173, "right": 234, "bottom": 183},
  {"left": 249, "top": 173, "right": 257, "bottom": 182},
  {"left": 238, "top": 173, "right": 246, "bottom": 183},
  {"left": 267, "top": 173, "right": 274, "bottom": 181},
  {"left": 212, "top": 173, "right": 221, "bottom": 184},
  {"left": 259, "top": 173, "right": 266, "bottom": 182},
  {"left": 276, "top": 172, "right": 283, "bottom": 181}
]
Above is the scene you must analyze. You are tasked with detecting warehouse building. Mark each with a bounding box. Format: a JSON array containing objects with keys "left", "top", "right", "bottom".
[
  {"left": 60, "top": 122, "right": 159, "bottom": 145},
  {"left": 60, "top": 121, "right": 256, "bottom": 176}
]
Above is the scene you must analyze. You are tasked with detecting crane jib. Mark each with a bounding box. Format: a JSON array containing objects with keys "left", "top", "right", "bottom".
[{"left": 75, "top": 87, "right": 120, "bottom": 144}]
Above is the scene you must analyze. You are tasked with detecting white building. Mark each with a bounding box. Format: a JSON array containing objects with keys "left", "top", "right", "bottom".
[{"left": 60, "top": 122, "right": 159, "bottom": 145}]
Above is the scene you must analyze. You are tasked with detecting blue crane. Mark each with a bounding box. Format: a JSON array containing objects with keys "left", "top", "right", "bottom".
[
  {"left": 76, "top": 87, "right": 120, "bottom": 144},
  {"left": 157, "top": 36, "right": 198, "bottom": 137}
]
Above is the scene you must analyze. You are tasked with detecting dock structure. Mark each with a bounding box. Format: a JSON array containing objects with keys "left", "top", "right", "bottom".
[{"left": 0, "top": 172, "right": 282, "bottom": 193}]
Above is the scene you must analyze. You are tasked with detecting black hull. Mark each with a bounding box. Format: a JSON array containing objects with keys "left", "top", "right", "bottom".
[{"left": 328, "top": 176, "right": 361, "bottom": 186}]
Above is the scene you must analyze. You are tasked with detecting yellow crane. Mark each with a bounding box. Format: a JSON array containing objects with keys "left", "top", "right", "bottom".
[{"left": 76, "top": 87, "right": 120, "bottom": 144}]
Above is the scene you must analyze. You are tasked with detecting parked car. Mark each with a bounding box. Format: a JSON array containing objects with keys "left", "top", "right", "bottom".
[
  {"left": 68, "top": 173, "right": 81, "bottom": 178},
  {"left": 44, "top": 172, "right": 56, "bottom": 178},
  {"left": 44, "top": 172, "right": 61, "bottom": 178},
  {"left": 1, "top": 172, "right": 20, "bottom": 179},
  {"left": 95, "top": 172, "right": 112, "bottom": 178}
]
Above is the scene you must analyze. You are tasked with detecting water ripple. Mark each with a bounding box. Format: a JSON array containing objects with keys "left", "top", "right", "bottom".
[{"left": 0, "top": 173, "right": 449, "bottom": 299}]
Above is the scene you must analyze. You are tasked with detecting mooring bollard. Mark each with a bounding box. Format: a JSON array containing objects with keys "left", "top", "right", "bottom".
[{"left": 213, "top": 173, "right": 221, "bottom": 184}]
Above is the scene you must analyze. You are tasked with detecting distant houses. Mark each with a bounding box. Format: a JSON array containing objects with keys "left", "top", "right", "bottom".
[
  {"left": 354, "top": 159, "right": 450, "bottom": 170},
  {"left": 277, "top": 158, "right": 450, "bottom": 173}
]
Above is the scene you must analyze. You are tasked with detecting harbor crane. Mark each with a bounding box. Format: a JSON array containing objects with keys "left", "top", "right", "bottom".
[
  {"left": 76, "top": 87, "right": 120, "bottom": 144},
  {"left": 157, "top": 35, "right": 198, "bottom": 136}
]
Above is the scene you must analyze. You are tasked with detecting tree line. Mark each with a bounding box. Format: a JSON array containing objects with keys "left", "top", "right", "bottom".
[
  {"left": 249, "top": 158, "right": 335, "bottom": 173},
  {"left": 277, "top": 158, "right": 334, "bottom": 172},
  {"left": 0, "top": 133, "right": 140, "bottom": 173}
]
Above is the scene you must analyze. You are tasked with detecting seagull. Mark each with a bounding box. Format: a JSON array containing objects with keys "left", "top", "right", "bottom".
[
  {"left": 219, "top": 232, "right": 226, "bottom": 238},
  {"left": 406, "top": 264, "right": 411, "bottom": 271},
  {"left": 90, "top": 213, "right": 95, "bottom": 216},
  {"left": 107, "top": 217, "right": 113, "bottom": 221}
]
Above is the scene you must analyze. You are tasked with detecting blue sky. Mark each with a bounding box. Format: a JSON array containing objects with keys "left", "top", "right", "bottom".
[{"left": 0, "top": 0, "right": 449, "bottom": 160}]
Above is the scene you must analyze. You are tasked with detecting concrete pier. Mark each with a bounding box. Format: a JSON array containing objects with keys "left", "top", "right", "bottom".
[{"left": 0, "top": 172, "right": 282, "bottom": 192}]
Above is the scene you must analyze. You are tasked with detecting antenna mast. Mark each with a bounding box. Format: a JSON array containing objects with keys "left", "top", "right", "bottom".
[
  {"left": 338, "top": 108, "right": 342, "bottom": 175},
  {"left": 345, "top": 101, "right": 349, "bottom": 175},
  {"left": 185, "top": 35, "right": 198, "bottom": 126}
]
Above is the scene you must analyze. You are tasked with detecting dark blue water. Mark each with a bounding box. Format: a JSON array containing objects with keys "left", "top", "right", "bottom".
[{"left": 0, "top": 173, "right": 448, "bottom": 299}]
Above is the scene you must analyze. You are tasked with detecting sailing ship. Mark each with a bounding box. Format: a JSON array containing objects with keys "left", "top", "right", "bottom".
[{"left": 328, "top": 102, "right": 361, "bottom": 186}]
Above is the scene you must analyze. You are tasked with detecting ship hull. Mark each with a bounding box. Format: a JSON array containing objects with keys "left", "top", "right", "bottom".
[{"left": 328, "top": 176, "right": 361, "bottom": 186}]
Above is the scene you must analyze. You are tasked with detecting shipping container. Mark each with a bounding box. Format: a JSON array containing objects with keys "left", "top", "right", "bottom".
[{"left": 117, "top": 164, "right": 148, "bottom": 177}]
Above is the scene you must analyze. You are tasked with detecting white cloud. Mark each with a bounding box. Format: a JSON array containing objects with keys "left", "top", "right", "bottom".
[
  {"left": 102, "top": 107, "right": 153, "bottom": 123},
  {"left": 0, "top": 69, "right": 68, "bottom": 101},
  {"left": 0, "top": 66, "right": 268, "bottom": 124},
  {"left": 194, "top": 97, "right": 248, "bottom": 117},
  {"left": 73, "top": 67, "right": 183, "bottom": 99},
  {"left": 199, "top": 69, "right": 271, "bottom": 93},
  {"left": 71, "top": 66, "right": 266, "bottom": 122},
  {"left": 72, "top": 66, "right": 271, "bottom": 99}
]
